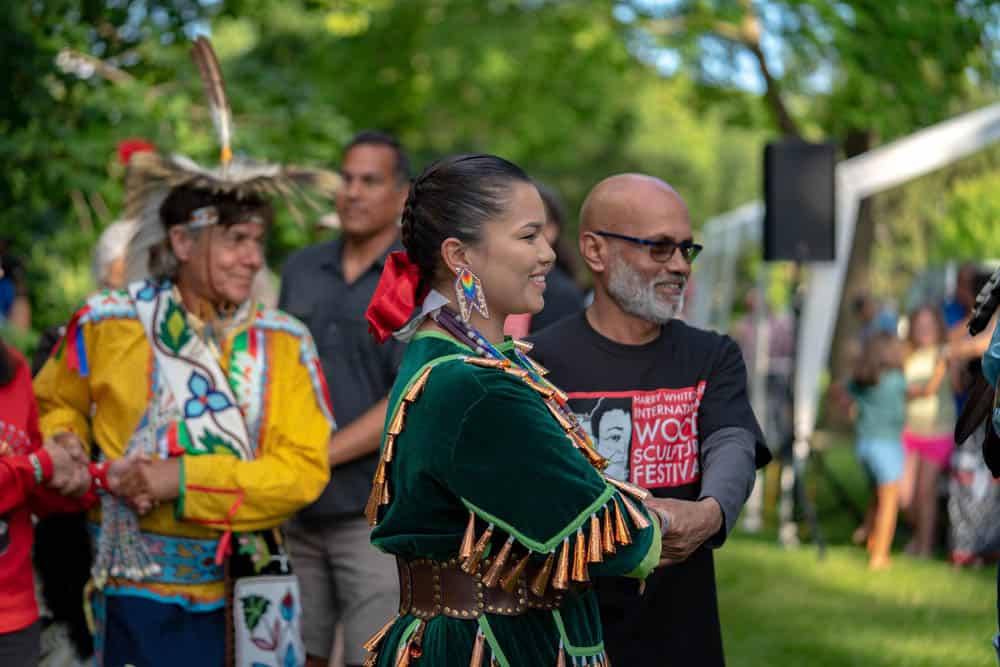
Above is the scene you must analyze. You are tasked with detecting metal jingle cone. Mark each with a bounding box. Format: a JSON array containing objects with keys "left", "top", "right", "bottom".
[
  {"left": 500, "top": 551, "right": 532, "bottom": 593},
  {"left": 462, "top": 523, "right": 494, "bottom": 575},
  {"left": 482, "top": 536, "right": 515, "bottom": 588},
  {"left": 469, "top": 629, "right": 487, "bottom": 667},
  {"left": 578, "top": 440, "right": 609, "bottom": 470},
  {"left": 604, "top": 475, "right": 650, "bottom": 501},
  {"left": 465, "top": 357, "right": 509, "bottom": 369},
  {"left": 372, "top": 457, "right": 387, "bottom": 485},
  {"left": 552, "top": 538, "right": 571, "bottom": 590},
  {"left": 383, "top": 434, "right": 396, "bottom": 462},
  {"left": 364, "top": 483, "right": 383, "bottom": 526},
  {"left": 556, "top": 641, "right": 567, "bottom": 667},
  {"left": 396, "top": 637, "right": 412, "bottom": 667},
  {"left": 588, "top": 514, "right": 603, "bottom": 563},
  {"left": 602, "top": 505, "right": 617, "bottom": 555},
  {"left": 459, "top": 511, "right": 477, "bottom": 561},
  {"left": 546, "top": 401, "right": 575, "bottom": 430},
  {"left": 620, "top": 493, "right": 652, "bottom": 530},
  {"left": 388, "top": 402, "right": 408, "bottom": 436},
  {"left": 571, "top": 529, "right": 589, "bottom": 583},
  {"left": 363, "top": 615, "right": 397, "bottom": 652},
  {"left": 529, "top": 551, "right": 556, "bottom": 597},
  {"left": 404, "top": 365, "right": 434, "bottom": 402},
  {"left": 612, "top": 500, "right": 632, "bottom": 546}
]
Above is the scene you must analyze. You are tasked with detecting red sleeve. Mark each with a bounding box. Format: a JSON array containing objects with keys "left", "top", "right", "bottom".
[
  {"left": 19, "top": 364, "right": 98, "bottom": 515},
  {"left": 28, "top": 484, "right": 97, "bottom": 516},
  {"left": 26, "top": 447, "right": 97, "bottom": 516},
  {"left": 25, "top": 381, "right": 42, "bottom": 451},
  {"left": 0, "top": 454, "right": 40, "bottom": 514}
]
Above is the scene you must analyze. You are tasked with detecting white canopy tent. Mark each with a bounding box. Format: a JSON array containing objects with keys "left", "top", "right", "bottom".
[
  {"left": 692, "top": 101, "right": 1000, "bottom": 447},
  {"left": 689, "top": 102, "right": 1000, "bottom": 542}
]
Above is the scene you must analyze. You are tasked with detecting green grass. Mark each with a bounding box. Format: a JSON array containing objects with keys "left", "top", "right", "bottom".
[{"left": 716, "top": 442, "right": 997, "bottom": 666}]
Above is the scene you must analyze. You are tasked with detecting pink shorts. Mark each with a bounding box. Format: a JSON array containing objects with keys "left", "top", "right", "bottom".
[{"left": 902, "top": 429, "right": 954, "bottom": 469}]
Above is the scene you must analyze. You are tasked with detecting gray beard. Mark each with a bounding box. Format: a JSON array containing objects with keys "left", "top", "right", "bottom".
[{"left": 606, "top": 251, "right": 685, "bottom": 325}]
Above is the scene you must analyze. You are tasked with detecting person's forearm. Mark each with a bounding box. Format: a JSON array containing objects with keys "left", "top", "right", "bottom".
[
  {"left": 698, "top": 427, "right": 757, "bottom": 547},
  {"left": 327, "top": 397, "right": 389, "bottom": 467}
]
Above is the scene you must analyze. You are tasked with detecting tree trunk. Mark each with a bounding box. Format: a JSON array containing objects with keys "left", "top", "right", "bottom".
[{"left": 829, "top": 128, "right": 877, "bottom": 380}]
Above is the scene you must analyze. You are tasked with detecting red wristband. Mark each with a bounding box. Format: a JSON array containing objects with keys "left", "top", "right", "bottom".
[
  {"left": 89, "top": 461, "right": 112, "bottom": 494},
  {"left": 33, "top": 448, "right": 55, "bottom": 484}
]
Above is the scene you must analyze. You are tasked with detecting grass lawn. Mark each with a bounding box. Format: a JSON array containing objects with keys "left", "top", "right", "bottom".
[{"left": 715, "top": 441, "right": 997, "bottom": 667}]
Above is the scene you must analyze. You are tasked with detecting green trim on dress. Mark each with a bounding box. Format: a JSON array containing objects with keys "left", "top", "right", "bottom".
[
  {"left": 552, "top": 609, "right": 606, "bottom": 656},
  {"left": 627, "top": 510, "right": 662, "bottom": 579}
]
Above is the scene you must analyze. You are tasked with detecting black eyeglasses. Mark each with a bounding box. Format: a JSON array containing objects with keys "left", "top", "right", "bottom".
[{"left": 594, "top": 231, "right": 703, "bottom": 263}]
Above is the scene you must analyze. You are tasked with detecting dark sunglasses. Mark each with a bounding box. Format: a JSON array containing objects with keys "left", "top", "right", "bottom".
[{"left": 594, "top": 231, "right": 703, "bottom": 263}]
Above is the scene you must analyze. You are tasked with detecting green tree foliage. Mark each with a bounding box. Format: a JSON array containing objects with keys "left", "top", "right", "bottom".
[{"left": 2, "top": 0, "right": 768, "bottom": 345}]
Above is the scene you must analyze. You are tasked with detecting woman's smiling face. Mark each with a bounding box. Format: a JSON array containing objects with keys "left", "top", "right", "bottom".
[{"left": 461, "top": 181, "right": 555, "bottom": 319}]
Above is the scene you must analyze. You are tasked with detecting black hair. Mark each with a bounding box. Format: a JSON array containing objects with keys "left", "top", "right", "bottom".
[
  {"left": 159, "top": 185, "right": 273, "bottom": 230},
  {"left": 535, "top": 181, "right": 567, "bottom": 231},
  {"left": 535, "top": 180, "right": 583, "bottom": 286},
  {"left": 0, "top": 338, "right": 16, "bottom": 387},
  {"left": 400, "top": 154, "right": 532, "bottom": 285},
  {"left": 344, "top": 130, "right": 411, "bottom": 185},
  {"left": 590, "top": 399, "right": 631, "bottom": 440},
  {"left": 151, "top": 185, "right": 272, "bottom": 280}
]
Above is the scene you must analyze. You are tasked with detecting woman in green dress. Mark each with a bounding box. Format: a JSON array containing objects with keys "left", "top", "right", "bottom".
[{"left": 362, "top": 154, "right": 663, "bottom": 666}]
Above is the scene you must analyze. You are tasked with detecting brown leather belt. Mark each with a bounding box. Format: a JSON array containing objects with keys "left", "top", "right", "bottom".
[{"left": 396, "top": 557, "right": 574, "bottom": 620}]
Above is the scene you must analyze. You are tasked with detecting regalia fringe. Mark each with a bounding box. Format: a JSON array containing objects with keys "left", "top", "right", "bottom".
[
  {"left": 530, "top": 551, "right": 556, "bottom": 597},
  {"left": 602, "top": 505, "right": 617, "bottom": 555},
  {"left": 619, "top": 493, "right": 652, "bottom": 530},
  {"left": 588, "top": 514, "right": 603, "bottom": 563},
  {"left": 362, "top": 615, "right": 398, "bottom": 666},
  {"left": 612, "top": 500, "right": 632, "bottom": 546},
  {"left": 571, "top": 528, "right": 589, "bottom": 583},
  {"left": 462, "top": 523, "right": 493, "bottom": 575},
  {"left": 481, "top": 536, "right": 514, "bottom": 588},
  {"left": 460, "top": 511, "right": 477, "bottom": 561},
  {"left": 365, "top": 365, "right": 438, "bottom": 526},
  {"left": 454, "top": 490, "right": 649, "bottom": 605},
  {"left": 553, "top": 538, "right": 571, "bottom": 590},
  {"left": 500, "top": 551, "right": 531, "bottom": 593}
]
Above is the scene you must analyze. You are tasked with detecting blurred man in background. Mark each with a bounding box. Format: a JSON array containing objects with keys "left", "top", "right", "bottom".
[{"left": 279, "top": 131, "right": 410, "bottom": 667}]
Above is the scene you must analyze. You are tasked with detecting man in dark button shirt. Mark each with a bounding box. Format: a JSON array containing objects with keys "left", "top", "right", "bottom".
[
  {"left": 529, "top": 173, "right": 770, "bottom": 666},
  {"left": 279, "top": 131, "right": 409, "bottom": 667}
]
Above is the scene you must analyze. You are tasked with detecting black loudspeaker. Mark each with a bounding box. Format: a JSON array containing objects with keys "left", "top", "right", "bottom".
[{"left": 763, "top": 140, "right": 836, "bottom": 262}]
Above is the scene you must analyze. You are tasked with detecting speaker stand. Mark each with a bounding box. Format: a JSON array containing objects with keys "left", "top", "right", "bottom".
[{"left": 776, "top": 264, "right": 826, "bottom": 557}]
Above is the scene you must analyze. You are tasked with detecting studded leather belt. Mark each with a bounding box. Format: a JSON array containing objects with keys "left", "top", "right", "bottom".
[{"left": 396, "top": 557, "right": 576, "bottom": 620}]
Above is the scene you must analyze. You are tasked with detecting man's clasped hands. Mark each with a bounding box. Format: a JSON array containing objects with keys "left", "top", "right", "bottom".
[{"left": 42, "top": 432, "right": 181, "bottom": 515}]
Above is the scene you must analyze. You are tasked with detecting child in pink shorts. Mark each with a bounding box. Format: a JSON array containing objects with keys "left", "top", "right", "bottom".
[{"left": 901, "top": 305, "right": 954, "bottom": 557}]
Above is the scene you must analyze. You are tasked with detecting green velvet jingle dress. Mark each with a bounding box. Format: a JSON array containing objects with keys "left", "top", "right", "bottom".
[{"left": 364, "top": 331, "right": 661, "bottom": 666}]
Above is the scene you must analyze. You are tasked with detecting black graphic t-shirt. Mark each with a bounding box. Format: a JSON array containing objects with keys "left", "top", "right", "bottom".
[{"left": 530, "top": 312, "right": 766, "bottom": 667}]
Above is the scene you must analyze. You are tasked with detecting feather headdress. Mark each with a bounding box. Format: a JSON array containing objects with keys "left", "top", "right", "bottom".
[{"left": 125, "top": 36, "right": 339, "bottom": 283}]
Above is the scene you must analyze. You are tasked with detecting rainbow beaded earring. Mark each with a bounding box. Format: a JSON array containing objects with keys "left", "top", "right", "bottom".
[{"left": 454, "top": 266, "right": 489, "bottom": 322}]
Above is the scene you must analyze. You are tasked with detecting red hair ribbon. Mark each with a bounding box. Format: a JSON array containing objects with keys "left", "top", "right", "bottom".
[
  {"left": 117, "top": 138, "right": 156, "bottom": 165},
  {"left": 366, "top": 251, "right": 425, "bottom": 343}
]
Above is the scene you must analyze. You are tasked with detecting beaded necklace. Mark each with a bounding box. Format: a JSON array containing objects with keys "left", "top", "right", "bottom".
[{"left": 431, "top": 306, "right": 613, "bottom": 473}]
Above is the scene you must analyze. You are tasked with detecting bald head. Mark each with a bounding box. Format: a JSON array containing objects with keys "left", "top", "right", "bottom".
[
  {"left": 580, "top": 174, "right": 689, "bottom": 236},
  {"left": 578, "top": 173, "right": 694, "bottom": 330}
]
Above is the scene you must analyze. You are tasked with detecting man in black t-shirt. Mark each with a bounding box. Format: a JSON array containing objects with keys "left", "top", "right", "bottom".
[{"left": 530, "top": 174, "right": 770, "bottom": 666}]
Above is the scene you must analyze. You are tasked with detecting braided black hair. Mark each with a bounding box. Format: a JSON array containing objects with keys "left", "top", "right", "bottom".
[{"left": 400, "top": 154, "right": 531, "bottom": 286}]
